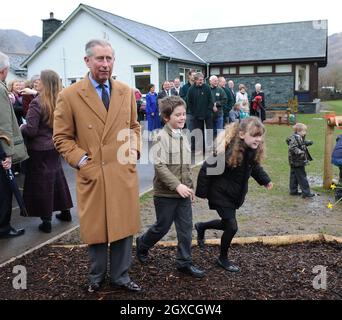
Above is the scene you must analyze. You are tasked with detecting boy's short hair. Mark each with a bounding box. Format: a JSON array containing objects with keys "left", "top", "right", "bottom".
[
  {"left": 293, "top": 123, "right": 307, "bottom": 133},
  {"left": 233, "top": 102, "right": 241, "bottom": 109},
  {"left": 159, "top": 96, "right": 186, "bottom": 119}
]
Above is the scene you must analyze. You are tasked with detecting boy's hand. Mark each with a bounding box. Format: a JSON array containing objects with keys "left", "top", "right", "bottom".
[
  {"left": 265, "top": 182, "right": 273, "bottom": 190},
  {"left": 176, "top": 184, "right": 194, "bottom": 198}
]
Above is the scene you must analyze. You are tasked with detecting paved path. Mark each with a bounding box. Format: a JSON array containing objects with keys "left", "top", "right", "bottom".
[{"left": 0, "top": 136, "right": 154, "bottom": 265}]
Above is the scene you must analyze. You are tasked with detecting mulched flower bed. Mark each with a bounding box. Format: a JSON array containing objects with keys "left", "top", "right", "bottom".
[{"left": 0, "top": 241, "right": 341, "bottom": 300}]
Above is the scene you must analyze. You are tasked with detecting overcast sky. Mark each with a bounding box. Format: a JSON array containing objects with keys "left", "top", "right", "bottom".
[{"left": 0, "top": 0, "right": 339, "bottom": 37}]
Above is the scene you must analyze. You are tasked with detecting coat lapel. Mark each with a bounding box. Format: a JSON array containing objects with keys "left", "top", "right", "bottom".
[
  {"left": 77, "top": 76, "right": 107, "bottom": 124},
  {"left": 102, "top": 79, "right": 126, "bottom": 141}
]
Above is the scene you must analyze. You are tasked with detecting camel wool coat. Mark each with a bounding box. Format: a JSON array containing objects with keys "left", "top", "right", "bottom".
[{"left": 53, "top": 76, "right": 141, "bottom": 245}]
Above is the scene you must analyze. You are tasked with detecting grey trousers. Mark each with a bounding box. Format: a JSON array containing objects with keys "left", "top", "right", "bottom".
[
  {"left": 88, "top": 236, "right": 132, "bottom": 286},
  {"left": 139, "top": 196, "right": 193, "bottom": 268},
  {"left": 289, "top": 166, "right": 311, "bottom": 195}
]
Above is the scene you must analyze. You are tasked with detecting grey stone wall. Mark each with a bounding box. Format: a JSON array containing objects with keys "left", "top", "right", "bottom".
[
  {"left": 226, "top": 74, "right": 295, "bottom": 106},
  {"left": 158, "top": 60, "right": 204, "bottom": 87}
]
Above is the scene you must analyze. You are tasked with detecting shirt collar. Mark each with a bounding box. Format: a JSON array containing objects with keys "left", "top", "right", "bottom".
[{"left": 88, "top": 73, "right": 109, "bottom": 89}]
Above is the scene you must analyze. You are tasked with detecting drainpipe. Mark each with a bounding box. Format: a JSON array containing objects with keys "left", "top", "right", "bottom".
[
  {"left": 206, "top": 63, "right": 210, "bottom": 82},
  {"left": 166, "top": 58, "right": 172, "bottom": 81}
]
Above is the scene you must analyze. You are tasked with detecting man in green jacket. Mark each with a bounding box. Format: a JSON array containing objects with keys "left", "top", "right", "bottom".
[
  {"left": 0, "top": 51, "right": 28, "bottom": 238},
  {"left": 186, "top": 72, "right": 214, "bottom": 153}
]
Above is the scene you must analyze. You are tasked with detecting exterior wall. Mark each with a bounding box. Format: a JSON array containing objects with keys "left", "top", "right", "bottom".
[
  {"left": 7, "top": 70, "right": 26, "bottom": 82},
  {"left": 158, "top": 60, "right": 204, "bottom": 88},
  {"left": 226, "top": 74, "right": 295, "bottom": 106},
  {"left": 26, "top": 10, "right": 159, "bottom": 89}
]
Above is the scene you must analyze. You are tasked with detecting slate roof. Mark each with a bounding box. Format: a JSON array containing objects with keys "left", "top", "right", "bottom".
[
  {"left": 171, "top": 20, "right": 328, "bottom": 64},
  {"left": 84, "top": 4, "right": 205, "bottom": 64},
  {"left": 7, "top": 53, "right": 28, "bottom": 73}
]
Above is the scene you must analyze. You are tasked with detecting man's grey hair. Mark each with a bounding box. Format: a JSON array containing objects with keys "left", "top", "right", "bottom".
[
  {"left": 193, "top": 72, "right": 204, "bottom": 81},
  {"left": 0, "top": 51, "right": 10, "bottom": 71},
  {"left": 209, "top": 75, "right": 218, "bottom": 82},
  {"left": 85, "top": 39, "right": 115, "bottom": 57}
]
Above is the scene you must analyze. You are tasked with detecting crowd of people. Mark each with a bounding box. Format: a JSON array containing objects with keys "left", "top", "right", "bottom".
[{"left": 0, "top": 40, "right": 340, "bottom": 295}]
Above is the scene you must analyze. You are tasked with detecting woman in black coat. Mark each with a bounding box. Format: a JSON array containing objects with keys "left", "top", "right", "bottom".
[
  {"left": 20, "top": 70, "right": 73, "bottom": 233},
  {"left": 195, "top": 117, "right": 272, "bottom": 272}
]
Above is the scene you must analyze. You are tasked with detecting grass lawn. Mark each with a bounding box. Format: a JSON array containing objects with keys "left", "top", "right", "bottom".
[{"left": 249, "top": 100, "right": 342, "bottom": 196}]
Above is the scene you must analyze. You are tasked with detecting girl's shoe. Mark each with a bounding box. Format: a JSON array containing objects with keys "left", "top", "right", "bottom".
[{"left": 216, "top": 257, "right": 240, "bottom": 272}]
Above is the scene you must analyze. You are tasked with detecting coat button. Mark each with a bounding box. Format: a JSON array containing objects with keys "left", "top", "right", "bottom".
[
  {"left": 88, "top": 125, "right": 93, "bottom": 129},
  {"left": 102, "top": 161, "right": 105, "bottom": 165}
]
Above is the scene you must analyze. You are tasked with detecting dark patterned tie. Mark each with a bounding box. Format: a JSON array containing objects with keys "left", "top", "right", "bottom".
[{"left": 99, "top": 84, "right": 110, "bottom": 110}]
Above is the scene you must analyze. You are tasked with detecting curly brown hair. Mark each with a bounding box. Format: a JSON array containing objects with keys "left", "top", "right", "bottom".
[{"left": 216, "top": 117, "right": 266, "bottom": 167}]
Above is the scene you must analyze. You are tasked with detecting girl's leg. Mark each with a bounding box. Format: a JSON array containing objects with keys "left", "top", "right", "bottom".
[
  {"left": 217, "top": 216, "right": 240, "bottom": 272},
  {"left": 195, "top": 219, "right": 224, "bottom": 248},
  {"left": 219, "top": 217, "right": 238, "bottom": 259}
]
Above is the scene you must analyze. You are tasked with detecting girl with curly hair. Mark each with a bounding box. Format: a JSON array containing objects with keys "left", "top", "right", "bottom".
[{"left": 195, "top": 117, "right": 273, "bottom": 272}]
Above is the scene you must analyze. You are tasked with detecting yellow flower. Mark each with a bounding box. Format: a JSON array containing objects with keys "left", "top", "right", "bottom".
[
  {"left": 330, "top": 184, "right": 336, "bottom": 190},
  {"left": 327, "top": 203, "right": 334, "bottom": 209}
]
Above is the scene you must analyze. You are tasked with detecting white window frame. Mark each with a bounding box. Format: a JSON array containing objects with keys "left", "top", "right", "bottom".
[
  {"left": 222, "top": 67, "right": 237, "bottom": 74},
  {"left": 275, "top": 64, "right": 292, "bottom": 73},
  {"left": 194, "top": 32, "right": 209, "bottom": 43},
  {"left": 295, "top": 64, "right": 310, "bottom": 91},
  {"left": 239, "top": 66, "right": 254, "bottom": 74},
  {"left": 257, "top": 65, "right": 272, "bottom": 73},
  {"left": 210, "top": 67, "right": 220, "bottom": 76},
  {"left": 132, "top": 65, "right": 151, "bottom": 94}
]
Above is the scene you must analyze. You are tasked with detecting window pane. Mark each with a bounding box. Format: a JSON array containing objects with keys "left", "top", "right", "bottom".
[
  {"left": 210, "top": 67, "right": 220, "bottom": 75},
  {"left": 222, "top": 67, "right": 237, "bottom": 74},
  {"left": 295, "top": 65, "right": 309, "bottom": 91},
  {"left": 275, "top": 64, "right": 292, "bottom": 73},
  {"left": 239, "top": 66, "right": 254, "bottom": 74},
  {"left": 194, "top": 32, "right": 209, "bottom": 43},
  {"left": 257, "top": 65, "right": 272, "bottom": 73},
  {"left": 135, "top": 75, "right": 151, "bottom": 94},
  {"left": 133, "top": 66, "right": 151, "bottom": 73}
]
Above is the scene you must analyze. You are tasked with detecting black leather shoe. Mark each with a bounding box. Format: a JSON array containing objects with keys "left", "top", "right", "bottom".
[
  {"left": 177, "top": 264, "right": 205, "bottom": 278},
  {"left": 302, "top": 193, "right": 316, "bottom": 198},
  {"left": 216, "top": 257, "right": 240, "bottom": 272},
  {"left": 112, "top": 280, "right": 142, "bottom": 292},
  {"left": 38, "top": 221, "right": 51, "bottom": 233},
  {"left": 290, "top": 192, "right": 302, "bottom": 196},
  {"left": 56, "top": 210, "right": 72, "bottom": 222},
  {"left": 195, "top": 223, "right": 205, "bottom": 249},
  {"left": 136, "top": 236, "right": 148, "bottom": 263},
  {"left": 0, "top": 227, "right": 25, "bottom": 239}
]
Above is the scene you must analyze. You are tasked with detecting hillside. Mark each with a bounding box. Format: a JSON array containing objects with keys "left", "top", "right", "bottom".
[{"left": 0, "top": 29, "right": 41, "bottom": 54}]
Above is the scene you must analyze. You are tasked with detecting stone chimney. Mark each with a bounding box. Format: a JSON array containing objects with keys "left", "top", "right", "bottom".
[{"left": 42, "top": 12, "right": 62, "bottom": 42}]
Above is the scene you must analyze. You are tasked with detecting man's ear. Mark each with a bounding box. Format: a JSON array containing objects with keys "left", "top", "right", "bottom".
[
  {"left": 239, "top": 131, "right": 245, "bottom": 139},
  {"left": 84, "top": 56, "right": 89, "bottom": 67}
]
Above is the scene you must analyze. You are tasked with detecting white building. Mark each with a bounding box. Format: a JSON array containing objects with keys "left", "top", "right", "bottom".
[{"left": 22, "top": 4, "right": 204, "bottom": 92}]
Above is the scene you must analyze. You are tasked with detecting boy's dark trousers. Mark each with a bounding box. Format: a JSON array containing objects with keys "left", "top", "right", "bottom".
[
  {"left": 139, "top": 196, "right": 193, "bottom": 268},
  {"left": 289, "top": 166, "right": 311, "bottom": 196}
]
